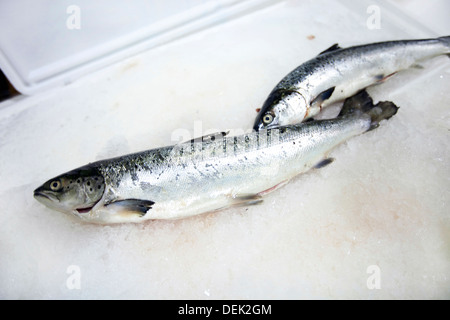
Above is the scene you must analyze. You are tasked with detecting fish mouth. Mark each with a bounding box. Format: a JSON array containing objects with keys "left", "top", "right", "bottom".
[
  {"left": 33, "top": 190, "right": 59, "bottom": 203},
  {"left": 34, "top": 189, "right": 96, "bottom": 215},
  {"left": 75, "top": 206, "right": 94, "bottom": 214},
  {"left": 253, "top": 122, "right": 265, "bottom": 131},
  {"left": 253, "top": 122, "right": 278, "bottom": 131}
]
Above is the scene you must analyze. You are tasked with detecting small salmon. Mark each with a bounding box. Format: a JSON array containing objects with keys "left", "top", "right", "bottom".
[{"left": 253, "top": 36, "right": 449, "bottom": 130}]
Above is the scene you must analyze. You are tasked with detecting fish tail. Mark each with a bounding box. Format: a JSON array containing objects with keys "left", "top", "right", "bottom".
[
  {"left": 338, "top": 90, "right": 374, "bottom": 117},
  {"left": 366, "top": 100, "right": 399, "bottom": 131},
  {"left": 339, "top": 90, "right": 399, "bottom": 131},
  {"left": 437, "top": 36, "right": 450, "bottom": 55}
]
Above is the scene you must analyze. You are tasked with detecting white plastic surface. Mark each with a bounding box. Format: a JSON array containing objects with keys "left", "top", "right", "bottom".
[
  {"left": 0, "top": 0, "right": 449, "bottom": 299},
  {"left": 0, "top": 0, "right": 275, "bottom": 95}
]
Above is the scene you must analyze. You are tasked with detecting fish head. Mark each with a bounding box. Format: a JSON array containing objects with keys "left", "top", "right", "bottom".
[
  {"left": 253, "top": 89, "right": 307, "bottom": 131},
  {"left": 34, "top": 166, "right": 105, "bottom": 216}
]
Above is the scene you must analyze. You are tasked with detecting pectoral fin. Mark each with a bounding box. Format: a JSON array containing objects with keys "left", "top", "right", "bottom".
[
  {"left": 311, "top": 87, "right": 336, "bottom": 108},
  {"left": 105, "top": 199, "right": 155, "bottom": 217}
]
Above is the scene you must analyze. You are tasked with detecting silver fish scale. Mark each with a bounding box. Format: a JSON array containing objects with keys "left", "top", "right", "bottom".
[
  {"left": 33, "top": 106, "right": 380, "bottom": 222},
  {"left": 93, "top": 117, "right": 369, "bottom": 216},
  {"left": 277, "top": 38, "right": 445, "bottom": 95}
]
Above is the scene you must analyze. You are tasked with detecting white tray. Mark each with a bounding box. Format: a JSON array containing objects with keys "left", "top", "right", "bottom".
[{"left": 0, "top": 0, "right": 276, "bottom": 95}]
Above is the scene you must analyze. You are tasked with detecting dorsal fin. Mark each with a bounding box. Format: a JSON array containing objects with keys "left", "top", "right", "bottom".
[{"left": 318, "top": 43, "right": 342, "bottom": 56}]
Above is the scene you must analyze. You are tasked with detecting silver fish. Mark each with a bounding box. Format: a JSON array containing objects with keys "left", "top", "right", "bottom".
[
  {"left": 34, "top": 91, "right": 398, "bottom": 224},
  {"left": 254, "top": 36, "right": 450, "bottom": 130}
]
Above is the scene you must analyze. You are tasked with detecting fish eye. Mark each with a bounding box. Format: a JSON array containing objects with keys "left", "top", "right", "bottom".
[
  {"left": 50, "top": 180, "right": 61, "bottom": 191},
  {"left": 262, "top": 113, "right": 274, "bottom": 125}
]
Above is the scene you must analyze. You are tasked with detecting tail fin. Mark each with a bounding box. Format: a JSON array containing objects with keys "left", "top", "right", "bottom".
[
  {"left": 438, "top": 36, "right": 450, "bottom": 47},
  {"left": 338, "top": 90, "right": 374, "bottom": 116},
  {"left": 366, "top": 101, "right": 399, "bottom": 131},
  {"left": 438, "top": 36, "right": 450, "bottom": 56},
  {"left": 339, "top": 90, "right": 399, "bottom": 131}
]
